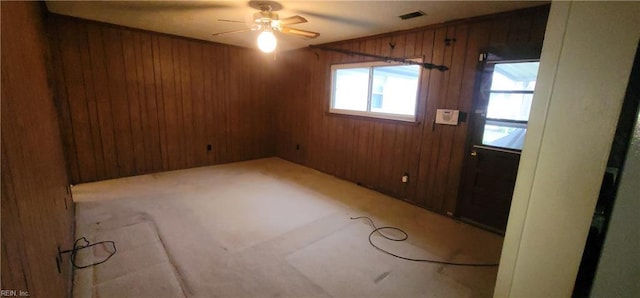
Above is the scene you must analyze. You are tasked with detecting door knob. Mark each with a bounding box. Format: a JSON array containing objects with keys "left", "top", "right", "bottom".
[{"left": 470, "top": 150, "right": 477, "bottom": 156}]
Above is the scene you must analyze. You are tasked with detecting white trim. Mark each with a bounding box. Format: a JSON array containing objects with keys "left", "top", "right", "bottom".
[
  {"left": 473, "top": 144, "right": 521, "bottom": 155},
  {"left": 328, "top": 108, "right": 416, "bottom": 122}
]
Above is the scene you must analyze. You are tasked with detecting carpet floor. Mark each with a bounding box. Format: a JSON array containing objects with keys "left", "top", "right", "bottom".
[{"left": 71, "top": 157, "right": 503, "bottom": 298}]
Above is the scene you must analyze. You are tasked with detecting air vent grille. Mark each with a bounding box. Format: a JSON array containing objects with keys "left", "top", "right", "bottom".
[{"left": 399, "top": 10, "right": 426, "bottom": 20}]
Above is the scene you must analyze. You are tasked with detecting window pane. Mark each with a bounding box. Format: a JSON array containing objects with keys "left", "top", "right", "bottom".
[
  {"left": 370, "top": 65, "right": 419, "bottom": 116},
  {"left": 482, "top": 120, "right": 527, "bottom": 150},
  {"left": 490, "top": 62, "right": 539, "bottom": 91},
  {"left": 333, "top": 68, "right": 369, "bottom": 111},
  {"left": 486, "top": 92, "right": 534, "bottom": 121}
]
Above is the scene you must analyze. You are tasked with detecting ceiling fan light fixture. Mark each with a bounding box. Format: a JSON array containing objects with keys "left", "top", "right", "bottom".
[{"left": 257, "top": 30, "right": 277, "bottom": 53}]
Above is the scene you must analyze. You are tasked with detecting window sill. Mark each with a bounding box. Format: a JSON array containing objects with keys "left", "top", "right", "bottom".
[{"left": 327, "top": 109, "right": 420, "bottom": 125}]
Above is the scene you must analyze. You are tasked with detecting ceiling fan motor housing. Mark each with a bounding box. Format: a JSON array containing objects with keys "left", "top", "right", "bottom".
[
  {"left": 255, "top": 11, "right": 278, "bottom": 25},
  {"left": 253, "top": 11, "right": 278, "bottom": 23},
  {"left": 213, "top": 1, "right": 319, "bottom": 40},
  {"left": 254, "top": 6, "right": 280, "bottom": 32}
]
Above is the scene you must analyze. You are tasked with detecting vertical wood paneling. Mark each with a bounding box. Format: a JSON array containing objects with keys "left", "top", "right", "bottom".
[
  {"left": 418, "top": 26, "right": 448, "bottom": 209},
  {"left": 489, "top": 15, "right": 511, "bottom": 47},
  {"left": 87, "top": 23, "right": 120, "bottom": 179},
  {"left": 178, "top": 40, "right": 194, "bottom": 168},
  {"left": 1, "top": 146, "right": 31, "bottom": 291},
  {"left": 216, "top": 46, "right": 231, "bottom": 162},
  {"left": 189, "top": 42, "right": 206, "bottom": 166},
  {"left": 404, "top": 29, "right": 435, "bottom": 203},
  {"left": 444, "top": 20, "right": 492, "bottom": 213},
  {"left": 170, "top": 38, "right": 186, "bottom": 170},
  {"left": 1, "top": 2, "right": 74, "bottom": 296},
  {"left": 122, "top": 30, "right": 146, "bottom": 175},
  {"left": 50, "top": 15, "right": 275, "bottom": 183},
  {"left": 57, "top": 18, "right": 99, "bottom": 182},
  {"left": 530, "top": 7, "right": 550, "bottom": 46},
  {"left": 432, "top": 24, "right": 469, "bottom": 212},
  {"left": 275, "top": 5, "right": 550, "bottom": 215},
  {"left": 104, "top": 27, "right": 137, "bottom": 177},
  {"left": 202, "top": 44, "right": 215, "bottom": 164},
  {"left": 226, "top": 48, "right": 241, "bottom": 161},
  {"left": 136, "top": 32, "right": 161, "bottom": 173},
  {"left": 149, "top": 36, "right": 167, "bottom": 171},
  {"left": 507, "top": 10, "right": 535, "bottom": 43},
  {"left": 80, "top": 26, "right": 108, "bottom": 180},
  {"left": 50, "top": 19, "right": 81, "bottom": 183}
]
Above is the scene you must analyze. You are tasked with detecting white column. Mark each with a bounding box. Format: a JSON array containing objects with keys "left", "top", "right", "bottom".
[{"left": 495, "top": 1, "right": 640, "bottom": 297}]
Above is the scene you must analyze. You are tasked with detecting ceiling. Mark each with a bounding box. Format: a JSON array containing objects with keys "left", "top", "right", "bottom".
[{"left": 46, "top": 1, "right": 548, "bottom": 52}]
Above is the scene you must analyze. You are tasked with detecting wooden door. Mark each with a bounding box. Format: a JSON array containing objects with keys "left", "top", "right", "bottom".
[{"left": 457, "top": 52, "right": 540, "bottom": 233}]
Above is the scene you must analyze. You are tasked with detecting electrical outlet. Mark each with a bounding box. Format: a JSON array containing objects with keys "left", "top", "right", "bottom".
[{"left": 401, "top": 174, "right": 409, "bottom": 183}]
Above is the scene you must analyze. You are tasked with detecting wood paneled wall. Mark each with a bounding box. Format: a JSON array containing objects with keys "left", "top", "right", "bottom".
[
  {"left": 1, "top": 2, "right": 74, "bottom": 296},
  {"left": 49, "top": 16, "right": 275, "bottom": 184},
  {"left": 275, "top": 5, "right": 549, "bottom": 215}
]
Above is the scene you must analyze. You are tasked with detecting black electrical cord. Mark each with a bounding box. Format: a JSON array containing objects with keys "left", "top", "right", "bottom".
[
  {"left": 60, "top": 237, "right": 117, "bottom": 269},
  {"left": 350, "top": 216, "right": 499, "bottom": 267}
]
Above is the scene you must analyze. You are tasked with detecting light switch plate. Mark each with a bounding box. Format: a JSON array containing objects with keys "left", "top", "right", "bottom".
[{"left": 435, "top": 109, "right": 459, "bottom": 125}]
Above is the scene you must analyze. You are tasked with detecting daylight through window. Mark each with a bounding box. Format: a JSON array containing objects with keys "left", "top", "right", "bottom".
[
  {"left": 481, "top": 61, "right": 540, "bottom": 150},
  {"left": 330, "top": 61, "right": 421, "bottom": 122}
]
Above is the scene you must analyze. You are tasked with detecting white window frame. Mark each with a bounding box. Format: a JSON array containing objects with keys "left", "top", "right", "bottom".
[{"left": 329, "top": 60, "right": 422, "bottom": 122}]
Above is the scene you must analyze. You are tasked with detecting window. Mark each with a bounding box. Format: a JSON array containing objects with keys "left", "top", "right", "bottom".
[
  {"left": 481, "top": 61, "right": 540, "bottom": 150},
  {"left": 330, "top": 61, "right": 421, "bottom": 122}
]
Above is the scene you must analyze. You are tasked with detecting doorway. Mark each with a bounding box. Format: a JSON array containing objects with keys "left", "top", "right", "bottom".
[{"left": 457, "top": 51, "right": 540, "bottom": 233}]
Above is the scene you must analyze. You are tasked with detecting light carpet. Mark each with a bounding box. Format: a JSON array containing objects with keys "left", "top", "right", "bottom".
[{"left": 71, "top": 157, "right": 503, "bottom": 297}]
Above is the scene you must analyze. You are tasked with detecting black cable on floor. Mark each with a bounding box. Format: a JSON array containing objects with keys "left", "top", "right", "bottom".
[
  {"left": 350, "top": 216, "right": 499, "bottom": 267},
  {"left": 60, "top": 237, "right": 117, "bottom": 269}
]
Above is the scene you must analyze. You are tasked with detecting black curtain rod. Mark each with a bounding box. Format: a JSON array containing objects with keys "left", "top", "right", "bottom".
[{"left": 309, "top": 45, "right": 449, "bottom": 71}]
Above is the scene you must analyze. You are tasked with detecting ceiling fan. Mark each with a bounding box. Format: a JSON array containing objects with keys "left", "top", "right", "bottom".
[{"left": 212, "top": 1, "right": 320, "bottom": 52}]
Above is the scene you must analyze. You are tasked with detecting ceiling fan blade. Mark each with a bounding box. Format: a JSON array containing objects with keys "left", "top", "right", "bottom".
[
  {"left": 279, "top": 27, "right": 320, "bottom": 39},
  {"left": 278, "top": 15, "right": 307, "bottom": 26},
  {"left": 110, "top": 1, "right": 235, "bottom": 12},
  {"left": 211, "top": 28, "right": 253, "bottom": 37},
  {"left": 218, "top": 19, "right": 246, "bottom": 24},
  {"left": 292, "top": 9, "right": 375, "bottom": 28}
]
